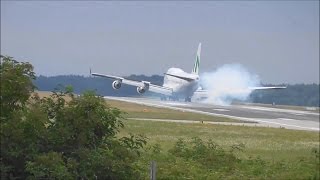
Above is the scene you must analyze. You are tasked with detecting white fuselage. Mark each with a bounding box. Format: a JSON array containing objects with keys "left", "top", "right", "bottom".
[{"left": 162, "top": 68, "right": 200, "bottom": 98}]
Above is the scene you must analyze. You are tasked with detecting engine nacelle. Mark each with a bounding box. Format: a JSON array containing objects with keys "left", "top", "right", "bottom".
[
  {"left": 137, "top": 86, "right": 147, "bottom": 94},
  {"left": 137, "top": 81, "right": 150, "bottom": 94},
  {"left": 112, "top": 80, "right": 122, "bottom": 90}
]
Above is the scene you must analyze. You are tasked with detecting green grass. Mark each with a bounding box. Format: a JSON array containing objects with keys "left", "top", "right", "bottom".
[
  {"left": 120, "top": 120, "right": 319, "bottom": 158},
  {"left": 119, "top": 120, "right": 319, "bottom": 179}
]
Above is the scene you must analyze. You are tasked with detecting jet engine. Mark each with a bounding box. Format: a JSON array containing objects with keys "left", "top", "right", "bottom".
[
  {"left": 137, "top": 86, "right": 147, "bottom": 94},
  {"left": 112, "top": 80, "right": 122, "bottom": 90},
  {"left": 136, "top": 81, "right": 150, "bottom": 94}
]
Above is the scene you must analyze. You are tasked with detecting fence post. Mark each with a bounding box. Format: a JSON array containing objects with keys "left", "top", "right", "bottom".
[{"left": 150, "top": 161, "right": 156, "bottom": 180}]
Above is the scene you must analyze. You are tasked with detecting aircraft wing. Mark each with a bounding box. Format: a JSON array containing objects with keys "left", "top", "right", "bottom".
[
  {"left": 248, "top": 86, "right": 287, "bottom": 90},
  {"left": 91, "top": 72, "right": 173, "bottom": 96},
  {"left": 193, "top": 86, "right": 286, "bottom": 98}
]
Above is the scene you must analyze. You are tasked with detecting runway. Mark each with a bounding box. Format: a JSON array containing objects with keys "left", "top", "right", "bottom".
[{"left": 104, "top": 96, "right": 319, "bottom": 132}]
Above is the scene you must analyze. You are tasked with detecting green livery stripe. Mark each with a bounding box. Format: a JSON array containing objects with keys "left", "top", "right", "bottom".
[{"left": 193, "top": 55, "right": 200, "bottom": 73}]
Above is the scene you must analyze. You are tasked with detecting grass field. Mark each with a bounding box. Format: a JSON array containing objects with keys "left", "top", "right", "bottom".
[
  {"left": 118, "top": 119, "right": 319, "bottom": 179},
  {"left": 119, "top": 119, "right": 319, "bottom": 158}
]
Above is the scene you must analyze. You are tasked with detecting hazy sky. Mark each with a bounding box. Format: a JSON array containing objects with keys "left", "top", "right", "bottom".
[{"left": 1, "top": 1, "right": 319, "bottom": 84}]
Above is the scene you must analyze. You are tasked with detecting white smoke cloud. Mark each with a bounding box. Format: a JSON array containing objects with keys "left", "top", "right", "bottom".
[{"left": 200, "top": 64, "right": 260, "bottom": 106}]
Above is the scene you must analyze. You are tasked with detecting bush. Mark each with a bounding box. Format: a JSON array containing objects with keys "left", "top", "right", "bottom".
[
  {"left": 0, "top": 56, "right": 147, "bottom": 179},
  {"left": 169, "top": 137, "right": 242, "bottom": 171}
]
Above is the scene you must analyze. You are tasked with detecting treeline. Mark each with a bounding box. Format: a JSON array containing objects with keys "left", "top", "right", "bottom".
[{"left": 34, "top": 75, "right": 320, "bottom": 107}]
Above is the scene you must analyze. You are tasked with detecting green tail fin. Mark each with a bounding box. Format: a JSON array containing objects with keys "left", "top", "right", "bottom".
[{"left": 192, "top": 43, "right": 201, "bottom": 74}]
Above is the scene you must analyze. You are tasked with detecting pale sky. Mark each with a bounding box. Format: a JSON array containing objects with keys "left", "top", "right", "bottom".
[{"left": 1, "top": 1, "right": 319, "bottom": 84}]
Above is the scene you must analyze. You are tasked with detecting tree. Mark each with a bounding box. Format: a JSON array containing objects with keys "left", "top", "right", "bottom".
[
  {"left": 0, "top": 55, "right": 146, "bottom": 179},
  {"left": 0, "top": 55, "right": 36, "bottom": 118}
]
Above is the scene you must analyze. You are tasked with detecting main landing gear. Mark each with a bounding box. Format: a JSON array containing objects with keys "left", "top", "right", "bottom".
[{"left": 170, "top": 96, "right": 179, "bottom": 101}]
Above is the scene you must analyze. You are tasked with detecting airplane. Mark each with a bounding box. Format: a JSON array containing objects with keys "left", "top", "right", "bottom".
[{"left": 91, "top": 43, "right": 286, "bottom": 102}]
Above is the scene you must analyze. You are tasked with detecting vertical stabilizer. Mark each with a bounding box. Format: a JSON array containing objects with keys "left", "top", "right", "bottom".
[{"left": 192, "top": 43, "right": 201, "bottom": 74}]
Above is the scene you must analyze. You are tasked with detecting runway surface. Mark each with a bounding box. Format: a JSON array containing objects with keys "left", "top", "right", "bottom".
[{"left": 104, "top": 96, "right": 319, "bottom": 132}]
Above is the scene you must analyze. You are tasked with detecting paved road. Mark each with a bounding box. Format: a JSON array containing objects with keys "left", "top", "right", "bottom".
[{"left": 104, "top": 96, "right": 319, "bottom": 131}]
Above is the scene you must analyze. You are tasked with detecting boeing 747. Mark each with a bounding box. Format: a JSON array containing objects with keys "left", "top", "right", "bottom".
[{"left": 91, "top": 43, "right": 286, "bottom": 102}]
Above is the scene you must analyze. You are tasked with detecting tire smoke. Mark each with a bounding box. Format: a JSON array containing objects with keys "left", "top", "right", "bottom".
[{"left": 200, "top": 64, "right": 260, "bottom": 105}]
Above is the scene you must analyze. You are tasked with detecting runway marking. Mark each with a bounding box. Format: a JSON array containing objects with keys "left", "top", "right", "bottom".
[
  {"left": 128, "top": 118, "right": 263, "bottom": 127},
  {"left": 288, "top": 113, "right": 303, "bottom": 116},
  {"left": 104, "top": 96, "right": 320, "bottom": 131},
  {"left": 277, "top": 118, "right": 299, "bottom": 121},
  {"left": 238, "top": 106, "right": 319, "bottom": 116},
  {"left": 251, "top": 119, "right": 320, "bottom": 131},
  {"left": 163, "top": 102, "right": 190, "bottom": 106},
  {"left": 213, "top": 109, "right": 230, "bottom": 112},
  {"left": 128, "top": 118, "right": 320, "bottom": 131}
]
